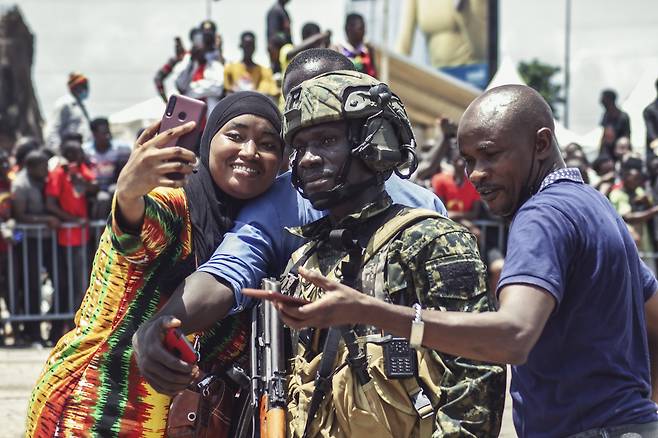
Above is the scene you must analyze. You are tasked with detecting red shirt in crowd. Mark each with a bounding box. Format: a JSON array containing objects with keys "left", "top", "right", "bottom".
[
  {"left": 431, "top": 171, "right": 481, "bottom": 213},
  {"left": 45, "top": 164, "right": 95, "bottom": 247}
]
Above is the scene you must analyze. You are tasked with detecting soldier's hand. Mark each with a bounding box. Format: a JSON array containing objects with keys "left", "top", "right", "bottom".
[
  {"left": 276, "top": 267, "right": 374, "bottom": 329},
  {"left": 132, "top": 315, "right": 199, "bottom": 396}
]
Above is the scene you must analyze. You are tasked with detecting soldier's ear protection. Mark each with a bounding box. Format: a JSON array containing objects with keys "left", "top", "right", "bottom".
[{"left": 347, "top": 83, "right": 417, "bottom": 178}]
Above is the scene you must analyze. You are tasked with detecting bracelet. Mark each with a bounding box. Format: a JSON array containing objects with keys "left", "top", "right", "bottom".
[{"left": 409, "top": 303, "right": 424, "bottom": 349}]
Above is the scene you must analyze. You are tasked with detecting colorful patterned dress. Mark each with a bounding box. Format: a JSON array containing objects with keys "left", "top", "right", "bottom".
[{"left": 26, "top": 187, "right": 248, "bottom": 437}]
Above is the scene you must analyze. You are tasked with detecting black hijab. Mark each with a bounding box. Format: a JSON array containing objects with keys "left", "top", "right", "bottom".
[{"left": 184, "top": 91, "right": 282, "bottom": 265}]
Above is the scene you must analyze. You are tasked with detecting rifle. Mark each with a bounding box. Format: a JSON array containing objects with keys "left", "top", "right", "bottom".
[{"left": 249, "top": 278, "right": 287, "bottom": 438}]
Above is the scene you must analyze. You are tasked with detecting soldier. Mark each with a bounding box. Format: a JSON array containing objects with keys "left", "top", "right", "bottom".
[{"left": 271, "top": 70, "right": 505, "bottom": 437}]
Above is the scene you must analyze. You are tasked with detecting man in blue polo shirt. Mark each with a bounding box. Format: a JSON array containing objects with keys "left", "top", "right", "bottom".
[{"left": 268, "top": 84, "right": 658, "bottom": 437}]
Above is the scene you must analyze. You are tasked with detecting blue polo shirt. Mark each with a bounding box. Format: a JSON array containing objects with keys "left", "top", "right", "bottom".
[
  {"left": 498, "top": 168, "right": 658, "bottom": 437},
  {"left": 198, "top": 171, "right": 446, "bottom": 312}
]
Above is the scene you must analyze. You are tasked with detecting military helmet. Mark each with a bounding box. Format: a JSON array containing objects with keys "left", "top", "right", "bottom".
[{"left": 283, "top": 70, "right": 416, "bottom": 176}]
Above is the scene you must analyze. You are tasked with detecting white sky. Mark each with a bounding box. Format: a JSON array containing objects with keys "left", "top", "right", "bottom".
[{"left": 9, "top": 0, "right": 658, "bottom": 142}]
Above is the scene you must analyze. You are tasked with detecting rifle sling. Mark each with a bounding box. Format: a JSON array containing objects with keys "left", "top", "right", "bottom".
[{"left": 299, "top": 206, "right": 441, "bottom": 438}]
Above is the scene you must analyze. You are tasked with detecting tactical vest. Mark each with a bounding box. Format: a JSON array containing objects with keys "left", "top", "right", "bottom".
[{"left": 282, "top": 207, "right": 445, "bottom": 438}]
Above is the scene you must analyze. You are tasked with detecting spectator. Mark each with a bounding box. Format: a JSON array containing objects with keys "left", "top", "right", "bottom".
[
  {"left": 153, "top": 35, "right": 187, "bottom": 102},
  {"left": 644, "top": 77, "right": 658, "bottom": 161},
  {"left": 9, "top": 137, "right": 41, "bottom": 181},
  {"left": 267, "top": 32, "right": 289, "bottom": 83},
  {"left": 198, "top": 19, "right": 223, "bottom": 64},
  {"left": 562, "top": 142, "right": 584, "bottom": 160},
  {"left": 565, "top": 156, "right": 590, "bottom": 185},
  {"left": 600, "top": 124, "right": 618, "bottom": 160},
  {"left": 278, "top": 22, "right": 331, "bottom": 75},
  {"left": 412, "top": 117, "right": 457, "bottom": 186},
  {"left": 11, "top": 151, "right": 59, "bottom": 345},
  {"left": 614, "top": 136, "right": 633, "bottom": 163},
  {"left": 431, "top": 152, "right": 483, "bottom": 241},
  {"left": 45, "top": 135, "right": 98, "bottom": 343},
  {"left": 599, "top": 88, "right": 631, "bottom": 157},
  {"left": 487, "top": 248, "right": 505, "bottom": 303},
  {"left": 44, "top": 72, "right": 92, "bottom": 152},
  {"left": 174, "top": 27, "right": 225, "bottom": 113},
  {"left": 266, "top": 0, "right": 292, "bottom": 55},
  {"left": 591, "top": 154, "right": 616, "bottom": 196},
  {"left": 609, "top": 158, "right": 658, "bottom": 261},
  {"left": 154, "top": 21, "right": 224, "bottom": 102},
  {"left": 83, "top": 118, "right": 131, "bottom": 219},
  {"left": 273, "top": 23, "right": 331, "bottom": 111},
  {"left": 224, "top": 31, "right": 278, "bottom": 98},
  {"left": 431, "top": 154, "right": 482, "bottom": 221},
  {"left": 332, "top": 13, "right": 378, "bottom": 78},
  {"left": 0, "top": 150, "right": 12, "bottom": 344}
]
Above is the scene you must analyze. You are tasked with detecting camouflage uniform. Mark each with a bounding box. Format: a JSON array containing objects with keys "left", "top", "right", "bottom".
[
  {"left": 283, "top": 193, "right": 506, "bottom": 438},
  {"left": 281, "top": 70, "right": 505, "bottom": 437}
]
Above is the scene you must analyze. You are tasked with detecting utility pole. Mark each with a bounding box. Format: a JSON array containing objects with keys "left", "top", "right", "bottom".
[
  {"left": 487, "top": 0, "right": 499, "bottom": 84},
  {"left": 564, "top": 0, "right": 572, "bottom": 127},
  {"left": 380, "top": 0, "right": 390, "bottom": 83}
]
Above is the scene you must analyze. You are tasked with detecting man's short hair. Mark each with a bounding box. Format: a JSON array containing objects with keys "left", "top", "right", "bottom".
[
  {"left": 287, "top": 48, "right": 355, "bottom": 72},
  {"left": 24, "top": 150, "right": 48, "bottom": 168},
  {"left": 301, "top": 22, "right": 321, "bottom": 40},
  {"left": 283, "top": 48, "right": 356, "bottom": 96},
  {"left": 61, "top": 132, "right": 83, "bottom": 145},
  {"left": 621, "top": 157, "right": 644, "bottom": 175},
  {"left": 13, "top": 137, "right": 41, "bottom": 166},
  {"left": 241, "top": 31, "right": 256, "bottom": 42},
  {"left": 592, "top": 154, "right": 613, "bottom": 173},
  {"left": 601, "top": 89, "right": 617, "bottom": 102},
  {"left": 345, "top": 12, "right": 364, "bottom": 28},
  {"left": 90, "top": 117, "right": 109, "bottom": 133}
]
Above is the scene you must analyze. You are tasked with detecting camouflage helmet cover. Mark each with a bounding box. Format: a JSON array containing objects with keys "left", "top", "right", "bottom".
[{"left": 283, "top": 70, "right": 416, "bottom": 175}]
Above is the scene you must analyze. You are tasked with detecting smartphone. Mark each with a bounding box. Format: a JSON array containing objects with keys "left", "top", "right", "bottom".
[
  {"left": 163, "top": 327, "right": 198, "bottom": 364},
  {"left": 242, "top": 288, "right": 311, "bottom": 307},
  {"left": 159, "top": 94, "right": 206, "bottom": 150}
]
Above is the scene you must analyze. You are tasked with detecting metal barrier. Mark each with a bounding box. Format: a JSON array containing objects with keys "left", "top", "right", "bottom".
[
  {"left": 0, "top": 218, "right": 509, "bottom": 327},
  {"left": 0, "top": 221, "right": 106, "bottom": 324},
  {"left": 473, "top": 219, "right": 508, "bottom": 257}
]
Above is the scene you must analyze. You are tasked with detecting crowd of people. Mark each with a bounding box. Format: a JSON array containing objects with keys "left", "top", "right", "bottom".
[{"left": 1, "top": 1, "right": 657, "bottom": 437}]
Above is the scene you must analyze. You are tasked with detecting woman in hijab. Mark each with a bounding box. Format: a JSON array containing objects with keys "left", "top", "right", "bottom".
[{"left": 26, "top": 91, "right": 283, "bottom": 437}]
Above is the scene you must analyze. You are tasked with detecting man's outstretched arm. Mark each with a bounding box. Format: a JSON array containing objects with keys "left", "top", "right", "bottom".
[{"left": 279, "top": 269, "right": 555, "bottom": 366}]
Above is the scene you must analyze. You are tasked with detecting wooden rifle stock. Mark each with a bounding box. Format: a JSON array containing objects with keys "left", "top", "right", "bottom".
[
  {"left": 264, "top": 406, "right": 286, "bottom": 438},
  {"left": 254, "top": 278, "right": 287, "bottom": 438}
]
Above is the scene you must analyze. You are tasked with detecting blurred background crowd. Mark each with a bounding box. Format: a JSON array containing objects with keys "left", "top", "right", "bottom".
[{"left": 0, "top": 0, "right": 657, "bottom": 349}]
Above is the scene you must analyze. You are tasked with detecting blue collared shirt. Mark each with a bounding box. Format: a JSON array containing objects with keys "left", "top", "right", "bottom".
[
  {"left": 198, "top": 171, "right": 447, "bottom": 313},
  {"left": 499, "top": 167, "right": 658, "bottom": 437}
]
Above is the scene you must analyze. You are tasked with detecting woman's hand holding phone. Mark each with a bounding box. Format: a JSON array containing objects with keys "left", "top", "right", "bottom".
[{"left": 114, "top": 120, "right": 198, "bottom": 230}]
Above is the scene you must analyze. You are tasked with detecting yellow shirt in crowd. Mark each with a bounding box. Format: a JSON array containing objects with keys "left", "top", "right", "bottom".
[{"left": 224, "top": 62, "right": 278, "bottom": 97}]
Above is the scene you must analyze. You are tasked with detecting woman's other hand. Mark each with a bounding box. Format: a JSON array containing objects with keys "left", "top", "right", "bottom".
[{"left": 132, "top": 315, "right": 199, "bottom": 396}]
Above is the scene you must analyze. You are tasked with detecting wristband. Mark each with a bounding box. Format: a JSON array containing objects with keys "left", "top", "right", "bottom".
[{"left": 409, "top": 303, "right": 424, "bottom": 349}]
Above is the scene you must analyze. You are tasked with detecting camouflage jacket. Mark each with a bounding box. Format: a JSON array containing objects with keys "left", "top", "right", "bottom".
[{"left": 283, "top": 193, "right": 506, "bottom": 438}]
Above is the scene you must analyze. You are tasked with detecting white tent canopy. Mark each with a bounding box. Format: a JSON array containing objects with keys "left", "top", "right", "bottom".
[{"left": 108, "top": 97, "right": 165, "bottom": 144}]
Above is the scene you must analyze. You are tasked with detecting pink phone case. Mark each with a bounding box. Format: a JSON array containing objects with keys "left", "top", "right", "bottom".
[{"left": 159, "top": 94, "right": 207, "bottom": 151}]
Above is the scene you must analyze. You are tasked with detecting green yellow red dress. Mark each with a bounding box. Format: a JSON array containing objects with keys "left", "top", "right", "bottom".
[{"left": 26, "top": 187, "right": 248, "bottom": 437}]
